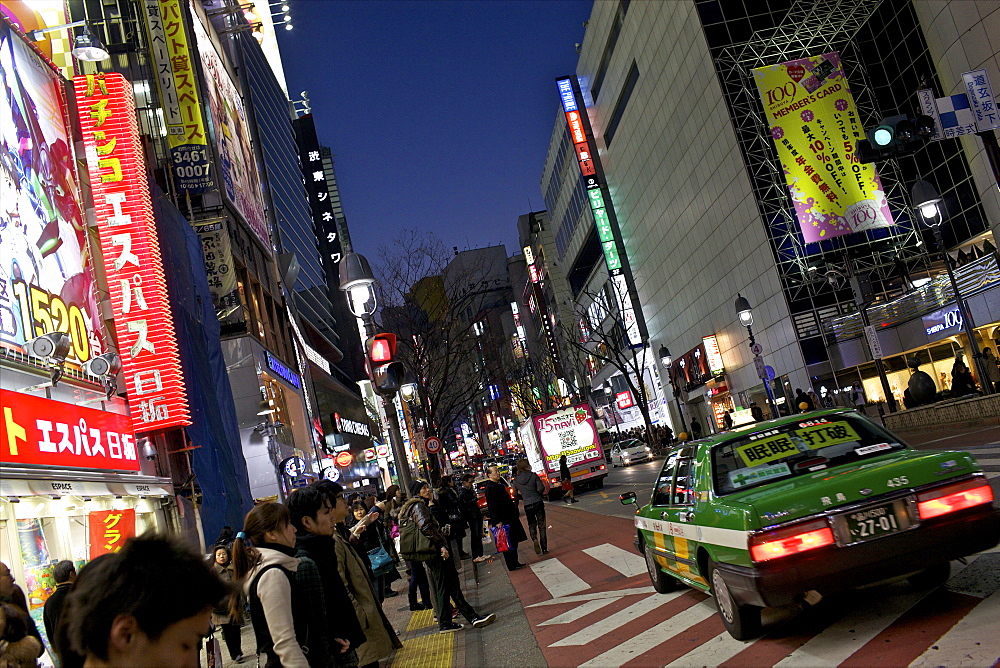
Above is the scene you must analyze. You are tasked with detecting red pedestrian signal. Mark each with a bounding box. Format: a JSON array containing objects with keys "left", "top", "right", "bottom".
[{"left": 367, "top": 333, "right": 396, "bottom": 365}]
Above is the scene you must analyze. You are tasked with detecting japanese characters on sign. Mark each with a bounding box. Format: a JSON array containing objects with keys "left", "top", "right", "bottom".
[
  {"left": 961, "top": 69, "right": 999, "bottom": 133},
  {"left": 0, "top": 21, "right": 103, "bottom": 364},
  {"left": 193, "top": 218, "right": 238, "bottom": 307},
  {"left": 295, "top": 117, "right": 344, "bottom": 292},
  {"left": 702, "top": 335, "right": 725, "bottom": 375},
  {"left": 73, "top": 72, "right": 190, "bottom": 432},
  {"left": 753, "top": 52, "right": 895, "bottom": 243},
  {"left": 140, "top": 0, "right": 212, "bottom": 192},
  {"left": 89, "top": 509, "right": 136, "bottom": 558},
  {"left": 555, "top": 76, "right": 644, "bottom": 348},
  {"left": 1, "top": 389, "right": 140, "bottom": 471}
]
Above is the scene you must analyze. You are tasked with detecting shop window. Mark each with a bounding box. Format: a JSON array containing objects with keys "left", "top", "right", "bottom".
[
  {"left": 799, "top": 336, "right": 828, "bottom": 365},
  {"left": 929, "top": 343, "right": 957, "bottom": 362}
]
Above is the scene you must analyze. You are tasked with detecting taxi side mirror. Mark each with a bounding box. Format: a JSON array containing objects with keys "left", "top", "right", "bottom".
[{"left": 619, "top": 492, "right": 636, "bottom": 505}]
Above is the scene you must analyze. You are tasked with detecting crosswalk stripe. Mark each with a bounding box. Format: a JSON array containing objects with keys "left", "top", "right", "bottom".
[
  {"left": 773, "top": 588, "right": 931, "bottom": 666},
  {"left": 538, "top": 597, "right": 620, "bottom": 625},
  {"left": 578, "top": 598, "right": 717, "bottom": 666},
  {"left": 665, "top": 629, "right": 748, "bottom": 666},
  {"left": 582, "top": 543, "right": 647, "bottom": 578},
  {"left": 527, "top": 585, "right": 655, "bottom": 607},
  {"left": 909, "top": 587, "right": 1000, "bottom": 666},
  {"left": 550, "top": 593, "right": 677, "bottom": 647},
  {"left": 529, "top": 557, "right": 591, "bottom": 598}
]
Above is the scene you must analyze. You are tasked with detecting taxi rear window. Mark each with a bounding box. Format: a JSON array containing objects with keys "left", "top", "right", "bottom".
[{"left": 711, "top": 414, "right": 907, "bottom": 494}]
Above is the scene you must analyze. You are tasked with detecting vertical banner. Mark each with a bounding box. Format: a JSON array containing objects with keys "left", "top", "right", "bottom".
[
  {"left": 753, "top": 52, "right": 894, "bottom": 242},
  {"left": 74, "top": 73, "right": 191, "bottom": 431},
  {"left": 141, "top": 0, "right": 212, "bottom": 192},
  {"left": 89, "top": 508, "right": 136, "bottom": 558},
  {"left": 193, "top": 218, "right": 238, "bottom": 307}
]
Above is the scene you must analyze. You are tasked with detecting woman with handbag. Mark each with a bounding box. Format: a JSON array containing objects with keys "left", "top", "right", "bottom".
[
  {"left": 434, "top": 476, "right": 469, "bottom": 565},
  {"left": 484, "top": 466, "right": 528, "bottom": 571},
  {"left": 210, "top": 545, "right": 246, "bottom": 664},
  {"left": 349, "top": 503, "right": 395, "bottom": 602}
]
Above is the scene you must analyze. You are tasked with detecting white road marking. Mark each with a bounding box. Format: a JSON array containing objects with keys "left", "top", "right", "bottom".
[
  {"left": 527, "top": 585, "right": 655, "bottom": 607},
  {"left": 582, "top": 543, "right": 647, "bottom": 578},
  {"left": 539, "top": 597, "right": 620, "bottom": 625},
  {"left": 530, "top": 558, "right": 591, "bottom": 599},
  {"left": 774, "top": 588, "right": 931, "bottom": 667},
  {"left": 579, "top": 598, "right": 717, "bottom": 666},
  {"left": 550, "top": 593, "right": 678, "bottom": 646},
  {"left": 910, "top": 588, "right": 1000, "bottom": 667},
  {"left": 666, "top": 630, "right": 750, "bottom": 667}
]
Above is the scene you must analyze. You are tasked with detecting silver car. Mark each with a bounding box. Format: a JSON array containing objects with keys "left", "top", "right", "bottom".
[{"left": 609, "top": 439, "right": 653, "bottom": 467}]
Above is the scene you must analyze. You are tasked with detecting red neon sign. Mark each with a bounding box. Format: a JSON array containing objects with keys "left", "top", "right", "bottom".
[
  {"left": 1, "top": 389, "right": 140, "bottom": 472},
  {"left": 334, "top": 451, "right": 354, "bottom": 467},
  {"left": 73, "top": 73, "right": 190, "bottom": 432},
  {"left": 616, "top": 391, "right": 634, "bottom": 409}
]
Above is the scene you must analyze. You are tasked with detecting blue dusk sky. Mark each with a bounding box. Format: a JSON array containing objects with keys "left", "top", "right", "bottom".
[{"left": 277, "top": 0, "right": 593, "bottom": 259}]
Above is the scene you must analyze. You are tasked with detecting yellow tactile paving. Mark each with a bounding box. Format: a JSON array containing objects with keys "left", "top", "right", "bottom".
[{"left": 386, "top": 609, "right": 454, "bottom": 668}]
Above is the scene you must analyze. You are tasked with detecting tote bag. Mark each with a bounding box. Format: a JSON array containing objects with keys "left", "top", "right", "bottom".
[
  {"left": 368, "top": 544, "right": 394, "bottom": 577},
  {"left": 490, "top": 524, "right": 511, "bottom": 552}
]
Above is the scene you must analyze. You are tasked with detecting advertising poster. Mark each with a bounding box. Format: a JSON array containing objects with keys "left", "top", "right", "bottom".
[
  {"left": 0, "top": 20, "right": 103, "bottom": 364},
  {"left": 533, "top": 404, "right": 602, "bottom": 473},
  {"left": 141, "top": 0, "right": 213, "bottom": 192},
  {"left": 88, "top": 508, "right": 136, "bottom": 558},
  {"left": 753, "top": 52, "right": 895, "bottom": 243},
  {"left": 190, "top": 8, "right": 269, "bottom": 247},
  {"left": 193, "top": 217, "right": 238, "bottom": 307}
]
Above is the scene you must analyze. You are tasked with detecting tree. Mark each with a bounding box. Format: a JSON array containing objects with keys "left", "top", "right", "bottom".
[
  {"left": 559, "top": 277, "right": 655, "bottom": 435},
  {"left": 372, "top": 230, "right": 508, "bottom": 452}
]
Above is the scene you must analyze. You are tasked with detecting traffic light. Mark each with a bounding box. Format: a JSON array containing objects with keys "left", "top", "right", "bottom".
[
  {"left": 365, "top": 333, "right": 405, "bottom": 395},
  {"left": 855, "top": 114, "right": 935, "bottom": 163}
]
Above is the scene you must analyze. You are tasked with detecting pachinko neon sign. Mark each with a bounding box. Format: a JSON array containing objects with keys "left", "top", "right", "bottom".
[{"left": 73, "top": 73, "right": 190, "bottom": 431}]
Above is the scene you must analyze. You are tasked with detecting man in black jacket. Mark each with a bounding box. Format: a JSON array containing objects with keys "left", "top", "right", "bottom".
[
  {"left": 483, "top": 466, "right": 528, "bottom": 571},
  {"left": 400, "top": 480, "right": 495, "bottom": 633},
  {"left": 287, "top": 484, "right": 367, "bottom": 664},
  {"left": 458, "top": 474, "right": 487, "bottom": 562},
  {"left": 43, "top": 560, "right": 75, "bottom": 655}
]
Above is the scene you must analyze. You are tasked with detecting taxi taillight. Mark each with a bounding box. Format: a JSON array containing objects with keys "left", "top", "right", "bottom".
[
  {"left": 749, "top": 519, "right": 834, "bottom": 563},
  {"left": 917, "top": 481, "right": 993, "bottom": 520}
]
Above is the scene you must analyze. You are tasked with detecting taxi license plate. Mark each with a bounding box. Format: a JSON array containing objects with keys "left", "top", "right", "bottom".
[{"left": 840, "top": 500, "right": 910, "bottom": 543}]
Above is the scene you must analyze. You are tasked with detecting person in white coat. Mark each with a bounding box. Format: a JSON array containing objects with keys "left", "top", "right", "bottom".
[{"left": 232, "top": 503, "right": 310, "bottom": 668}]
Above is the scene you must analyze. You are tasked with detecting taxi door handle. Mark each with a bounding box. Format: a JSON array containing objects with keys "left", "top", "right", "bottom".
[
  {"left": 678, "top": 510, "right": 694, "bottom": 522},
  {"left": 660, "top": 511, "right": 670, "bottom": 520}
]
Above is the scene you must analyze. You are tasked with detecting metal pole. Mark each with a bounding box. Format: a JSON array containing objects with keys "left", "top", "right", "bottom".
[
  {"left": 746, "top": 324, "right": 780, "bottom": 419},
  {"left": 933, "top": 228, "right": 993, "bottom": 395},
  {"left": 844, "top": 257, "right": 897, "bottom": 411},
  {"left": 381, "top": 393, "right": 414, "bottom": 492}
]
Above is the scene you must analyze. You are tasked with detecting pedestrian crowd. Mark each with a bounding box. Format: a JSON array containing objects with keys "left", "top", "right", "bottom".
[{"left": 0, "top": 478, "right": 504, "bottom": 668}]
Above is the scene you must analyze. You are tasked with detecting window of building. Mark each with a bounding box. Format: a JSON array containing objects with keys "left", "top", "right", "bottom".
[
  {"left": 592, "top": 0, "right": 631, "bottom": 101},
  {"left": 604, "top": 61, "right": 639, "bottom": 147}
]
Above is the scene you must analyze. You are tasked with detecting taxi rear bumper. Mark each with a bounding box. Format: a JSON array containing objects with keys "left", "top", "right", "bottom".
[{"left": 716, "top": 504, "right": 1000, "bottom": 609}]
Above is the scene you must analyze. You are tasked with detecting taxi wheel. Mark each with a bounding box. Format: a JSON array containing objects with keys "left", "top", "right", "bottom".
[
  {"left": 709, "top": 561, "right": 761, "bottom": 640},
  {"left": 644, "top": 544, "right": 681, "bottom": 593}
]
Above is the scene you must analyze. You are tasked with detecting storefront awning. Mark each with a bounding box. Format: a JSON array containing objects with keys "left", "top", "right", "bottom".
[{"left": 0, "top": 468, "right": 174, "bottom": 498}]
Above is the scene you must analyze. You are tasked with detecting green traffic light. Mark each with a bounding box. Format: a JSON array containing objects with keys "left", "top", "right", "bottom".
[{"left": 873, "top": 126, "right": 893, "bottom": 146}]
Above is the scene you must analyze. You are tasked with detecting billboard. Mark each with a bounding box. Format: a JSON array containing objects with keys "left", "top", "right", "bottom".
[
  {"left": 753, "top": 52, "right": 894, "bottom": 243},
  {"left": 190, "top": 8, "right": 270, "bottom": 248},
  {"left": 532, "top": 404, "right": 602, "bottom": 473},
  {"left": 0, "top": 20, "right": 103, "bottom": 364},
  {"left": 1, "top": 389, "right": 140, "bottom": 472},
  {"left": 74, "top": 72, "right": 190, "bottom": 431},
  {"left": 140, "top": 0, "right": 213, "bottom": 192}
]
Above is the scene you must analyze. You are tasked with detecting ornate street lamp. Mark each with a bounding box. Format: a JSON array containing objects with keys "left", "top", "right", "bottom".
[
  {"left": 734, "top": 295, "right": 779, "bottom": 418},
  {"left": 911, "top": 180, "right": 993, "bottom": 394},
  {"left": 657, "top": 344, "right": 685, "bottom": 430}
]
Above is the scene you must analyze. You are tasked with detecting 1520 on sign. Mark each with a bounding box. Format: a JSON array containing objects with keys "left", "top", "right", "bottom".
[{"left": 11, "top": 278, "right": 93, "bottom": 363}]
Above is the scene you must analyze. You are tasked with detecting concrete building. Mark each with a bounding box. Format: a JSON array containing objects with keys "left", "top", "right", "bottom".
[{"left": 541, "top": 0, "right": 999, "bottom": 433}]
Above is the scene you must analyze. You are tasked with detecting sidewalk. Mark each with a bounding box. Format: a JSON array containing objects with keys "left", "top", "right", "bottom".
[{"left": 209, "top": 551, "right": 546, "bottom": 668}]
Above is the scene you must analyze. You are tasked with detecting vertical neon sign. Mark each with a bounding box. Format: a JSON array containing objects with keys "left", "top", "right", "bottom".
[
  {"left": 74, "top": 73, "right": 191, "bottom": 431},
  {"left": 555, "top": 76, "right": 646, "bottom": 347}
]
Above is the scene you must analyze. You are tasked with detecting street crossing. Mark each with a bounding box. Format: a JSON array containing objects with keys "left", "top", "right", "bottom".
[{"left": 511, "top": 505, "right": 1000, "bottom": 668}]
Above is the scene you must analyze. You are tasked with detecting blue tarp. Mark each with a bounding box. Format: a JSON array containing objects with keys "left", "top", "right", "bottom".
[{"left": 153, "top": 184, "right": 252, "bottom": 543}]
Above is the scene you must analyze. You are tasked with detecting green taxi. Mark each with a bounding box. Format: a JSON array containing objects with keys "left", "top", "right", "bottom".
[{"left": 620, "top": 409, "right": 999, "bottom": 639}]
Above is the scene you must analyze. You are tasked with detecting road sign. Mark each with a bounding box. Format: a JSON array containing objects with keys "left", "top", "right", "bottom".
[
  {"left": 765, "top": 365, "right": 776, "bottom": 381},
  {"left": 753, "top": 355, "right": 768, "bottom": 380},
  {"left": 750, "top": 342, "right": 763, "bottom": 356},
  {"left": 425, "top": 437, "right": 442, "bottom": 454}
]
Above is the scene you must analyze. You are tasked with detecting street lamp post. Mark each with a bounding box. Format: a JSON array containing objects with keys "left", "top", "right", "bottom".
[
  {"left": 339, "top": 251, "right": 416, "bottom": 492},
  {"left": 734, "top": 295, "right": 780, "bottom": 418},
  {"left": 400, "top": 371, "right": 440, "bottom": 473},
  {"left": 911, "top": 180, "right": 993, "bottom": 395},
  {"left": 657, "top": 345, "right": 686, "bottom": 433}
]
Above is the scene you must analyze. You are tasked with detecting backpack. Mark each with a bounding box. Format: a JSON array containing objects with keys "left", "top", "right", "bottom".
[{"left": 397, "top": 500, "right": 438, "bottom": 562}]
